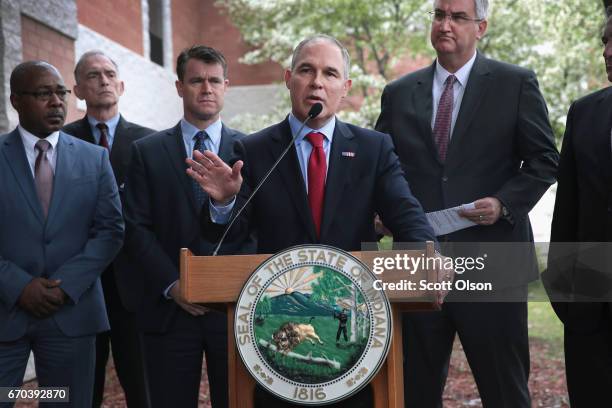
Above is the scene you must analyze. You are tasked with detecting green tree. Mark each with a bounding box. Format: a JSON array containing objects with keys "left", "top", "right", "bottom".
[{"left": 221, "top": 0, "right": 609, "bottom": 140}]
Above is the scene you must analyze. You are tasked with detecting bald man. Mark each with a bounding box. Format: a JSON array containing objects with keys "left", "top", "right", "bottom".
[{"left": 0, "top": 61, "right": 123, "bottom": 406}]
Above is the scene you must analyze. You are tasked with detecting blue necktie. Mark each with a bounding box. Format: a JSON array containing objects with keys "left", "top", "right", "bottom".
[{"left": 192, "top": 131, "right": 209, "bottom": 209}]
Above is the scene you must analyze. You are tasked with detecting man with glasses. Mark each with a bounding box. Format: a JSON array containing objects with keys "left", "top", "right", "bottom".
[
  {"left": 376, "top": 0, "right": 558, "bottom": 406},
  {"left": 62, "top": 51, "right": 153, "bottom": 408},
  {"left": 0, "top": 61, "right": 123, "bottom": 406}
]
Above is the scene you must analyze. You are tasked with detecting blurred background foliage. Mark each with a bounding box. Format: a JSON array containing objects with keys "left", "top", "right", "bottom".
[{"left": 220, "top": 0, "right": 609, "bottom": 140}]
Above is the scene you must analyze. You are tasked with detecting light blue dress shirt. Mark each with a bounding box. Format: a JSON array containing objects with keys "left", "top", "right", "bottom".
[
  {"left": 180, "top": 117, "right": 222, "bottom": 157},
  {"left": 87, "top": 113, "right": 121, "bottom": 149}
]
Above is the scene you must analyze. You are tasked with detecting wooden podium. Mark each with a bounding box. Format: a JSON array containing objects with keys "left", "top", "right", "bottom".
[{"left": 179, "top": 242, "right": 438, "bottom": 408}]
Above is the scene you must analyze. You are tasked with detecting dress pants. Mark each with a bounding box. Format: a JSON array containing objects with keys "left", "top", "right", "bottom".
[
  {"left": 142, "top": 308, "right": 228, "bottom": 408},
  {"left": 93, "top": 268, "right": 149, "bottom": 407},
  {"left": 403, "top": 297, "right": 531, "bottom": 408},
  {"left": 564, "top": 304, "right": 612, "bottom": 407},
  {"left": 0, "top": 317, "right": 95, "bottom": 408}
]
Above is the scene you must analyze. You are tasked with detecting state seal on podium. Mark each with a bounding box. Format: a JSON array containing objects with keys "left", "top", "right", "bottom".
[{"left": 235, "top": 245, "right": 392, "bottom": 405}]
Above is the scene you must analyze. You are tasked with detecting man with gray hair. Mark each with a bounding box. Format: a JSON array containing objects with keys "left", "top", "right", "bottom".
[
  {"left": 189, "top": 34, "right": 438, "bottom": 407},
  {"left": 376, "top": 0, "right": 558, "bottom": 406},
  {"left": 63, "top": 50, "right": 154, "bottom": 407}
]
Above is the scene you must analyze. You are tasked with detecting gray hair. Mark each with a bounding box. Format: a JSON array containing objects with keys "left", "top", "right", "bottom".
[
  {"left": 433, "top": 0, "right": 489, "bottom": 20},
  {"left": 74, "top": 50, "right": 119, "bottom": 84},
  {"left": 290, "top": 34, "right": 351, "bottom": 79}
]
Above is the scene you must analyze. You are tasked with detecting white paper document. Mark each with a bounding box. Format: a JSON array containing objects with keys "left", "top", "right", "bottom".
[{"left": 426, "top": 202, "right": 477, "bottom": 236}]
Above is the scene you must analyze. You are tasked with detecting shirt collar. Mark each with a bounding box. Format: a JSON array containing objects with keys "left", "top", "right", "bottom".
[
  {"left": 87, "top": 113, "right": 121, "bottom": 137},
  {"left": 180, "top": 117, "right": 223, "bottom": 151},
  {"left": 288, "top": 113, "right": 335, "bottom": 144},
  {"left": 435, "top": 51, "right": 477, "bottom": 88},
  {"left": 18, "top": 125, "right": 60, "bottom": 151}
]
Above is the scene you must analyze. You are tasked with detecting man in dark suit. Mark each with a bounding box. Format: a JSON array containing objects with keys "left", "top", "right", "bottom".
[
  {"left": 375, "top": 0, "right": 559, "bottom": 406},
  {"left": 0, "top": 61, "right": 123, "bottom": 406},
  {"left": 187, "top": 34, "right": 438, "bottom": 408},
  {"left": 63, "top": 51, "right": 154, "bottom": 408},
  {"left": 123, "top": 46, "right": 247, "bottom": 408},
  {"left": 545, "top": 9, "right": 612, "bottom": 406}
]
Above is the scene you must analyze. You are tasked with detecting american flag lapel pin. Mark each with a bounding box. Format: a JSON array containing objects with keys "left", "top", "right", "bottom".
[{"left": 342, "top": 151, "right": 355, "bottom": 158}]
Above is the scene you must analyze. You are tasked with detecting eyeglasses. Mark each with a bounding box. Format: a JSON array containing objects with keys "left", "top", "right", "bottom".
[
  {"left": 18, "top": 89, "right": 71, "bottom": 102},
  {"left": 429, "top": 10, "right": 483, "bottom": 25}
]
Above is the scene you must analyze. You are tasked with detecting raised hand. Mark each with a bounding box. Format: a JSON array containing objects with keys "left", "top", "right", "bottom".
[{"left": 186, "top": 150, "right": 243, "bottom": 205}]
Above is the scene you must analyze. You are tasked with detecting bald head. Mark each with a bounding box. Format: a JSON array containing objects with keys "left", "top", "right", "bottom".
[{"left": 10, "top": 61, "right": 62, "bottom": 95}]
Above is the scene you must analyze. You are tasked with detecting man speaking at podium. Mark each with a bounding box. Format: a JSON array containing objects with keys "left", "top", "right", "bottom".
[{"left": 187, "top": 35, "right": 437, "bottom": 407}]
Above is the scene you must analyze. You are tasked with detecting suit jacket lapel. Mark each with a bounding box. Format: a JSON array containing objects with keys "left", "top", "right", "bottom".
[
  {"left": 596, "top": 88, "right": 612, "bottom": 189},
  {"left": 320, "top": 121, "right": 357, "bottom": 240},
  {"left": 269, "top": 119, "right": 317, "bottom": 241},
  {"left": 109, "top": 116, "right": 132, "bottom": 184},
  {"left": 1, "top": 129, "right": 44, "bottom": 223},
  {"left": 218, "top": 124, "right": 234, "bottom": 162},
  {"left": 74, "top": 117, "right": 96, "bottom": 144},
  {"left": 414, "top": 64, "right": 440, "bottom": 164},
  {"left": 162, "top": 123, "right": 199, "bottom": 214},
  {"left": 46, "top": 132, "right": 75, "bottom": 224},
  {"left": 446, "top": 53, "right": 491, "bottom": 163}
]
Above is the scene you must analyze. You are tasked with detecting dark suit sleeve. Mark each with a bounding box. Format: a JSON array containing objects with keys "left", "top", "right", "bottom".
[
  {"left": 374, "top": 133, "right": 436, "bottom": 243},
  {"left": 0, "top": 258, "right": 34, "bottom": 308},
  {"left": 544, "top": 102, "right": 578, "bottom": 308},
  {"left": 550, "top": 102, "right": 578, "bottom": 243},
  {"left": 123, "top": 142, "right": 179, "bottom": 298},
  {"left": 51, "top": 148, "right": 124, "bottom": 303},
  {"left": 200, "top": 139, "right": 253, "bottom": 245},
  {"left": 374, "top": 86, "right": 392, "bottom": 138},
  {"left": 493, "top": 72, "right": 559, "bottom": 219}
]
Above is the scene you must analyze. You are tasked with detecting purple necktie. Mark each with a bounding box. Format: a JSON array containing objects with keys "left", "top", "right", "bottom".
[
  {"left": 34, "top": 139, "right": 53, "bottom": 218},
  {"left": 96, "top": 122, "right": 110, "bottom": 150},
  {"left": 433, "top": 75, "right": 456, "bottom": 162}
]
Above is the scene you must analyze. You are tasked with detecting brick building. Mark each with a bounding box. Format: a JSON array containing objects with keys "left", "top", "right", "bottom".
[{"left": 0, "top": 0, "right": 284, "bottom": 133}]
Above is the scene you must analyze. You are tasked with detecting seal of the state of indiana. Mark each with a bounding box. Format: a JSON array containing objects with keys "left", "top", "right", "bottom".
[{"left": 235, "top": 244, "right": 392, "bottom": 405}]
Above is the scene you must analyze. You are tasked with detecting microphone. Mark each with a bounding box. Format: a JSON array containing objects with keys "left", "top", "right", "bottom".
[{"left": 211, "top": 103, "right": 323, "bottom": 256}]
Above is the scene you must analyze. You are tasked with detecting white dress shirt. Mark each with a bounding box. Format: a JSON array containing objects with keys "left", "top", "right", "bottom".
[
  {"left": 18, "top": 125, "right": 60, "bottom": 177},
  {"left": 431, "top": 51, "right": 477, "bottom": 139}
]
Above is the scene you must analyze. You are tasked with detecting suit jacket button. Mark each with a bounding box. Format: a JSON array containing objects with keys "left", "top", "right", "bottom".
[{"left": 442, "top": 176, "right": 448, "bottom": 182}]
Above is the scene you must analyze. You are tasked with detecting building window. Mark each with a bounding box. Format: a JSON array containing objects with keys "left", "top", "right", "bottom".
[
  {"left": 143, "top": 0, "right": 172, "bottom": 68},
  {"left": 148, "top": 0, "right": 163, "bottom": 66}
]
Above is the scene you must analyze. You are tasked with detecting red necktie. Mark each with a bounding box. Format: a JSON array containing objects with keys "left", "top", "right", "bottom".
[
  {"left": 306, "top": 132, "right": 326, "bottom": 238},
  {"left": 433, "top": 74, "right": 455, "bottom": 161},
  {"left": 96, "top": 122, "right": 110, "bottom": 150}
]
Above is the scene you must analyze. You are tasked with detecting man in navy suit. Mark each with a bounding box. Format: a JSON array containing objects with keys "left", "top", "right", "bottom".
[
  {"left": 188, "top": 35, "right": 437, "bottom": 408},
  {"left": 0, "top": 61, "right": 123, "bottom": 406},
  {"left": 546, "top": 8, "right": 612, "bottom": 406},
  {"left": 123, "top": 46, "right": 249, "bottom": 408},
  {"left": 63, "top": 51, "right": 154, "bottom": 408}
]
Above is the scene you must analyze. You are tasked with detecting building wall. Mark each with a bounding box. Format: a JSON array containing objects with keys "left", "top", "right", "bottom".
[
  {"left": 76, "top": 0, "right": 143, "bottom": 55},
  {"left": 0, "top": 0, "right": 77, "bottom": 132},
  {"left": 21, "top": 15, "right": 79, "bottom": 123},
  {"left": 75, "top": 24, "right": 282, "bottom": 131},
  {"left": 171, "top": 0, "right": 283, "bottom": 86}
]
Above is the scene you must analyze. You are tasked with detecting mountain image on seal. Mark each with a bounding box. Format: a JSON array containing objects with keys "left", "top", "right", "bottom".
[{"left": 269, "top": 292, "right": 334, "bottom": 316}]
